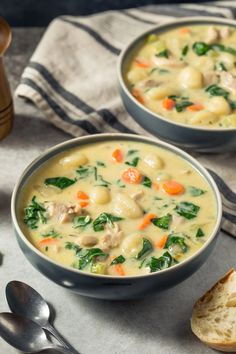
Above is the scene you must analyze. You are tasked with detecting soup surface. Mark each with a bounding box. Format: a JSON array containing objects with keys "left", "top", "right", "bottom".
[
  {"left": 19, "top": 141, "right": 217, "bottom": 277},
  {"left": 126, "top": 25, "right": 236, "bottom": 128}
]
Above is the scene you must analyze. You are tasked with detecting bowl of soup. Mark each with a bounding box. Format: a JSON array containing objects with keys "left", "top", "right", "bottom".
[
  {"left": 118, "top": 17, "right": 236, "bottom": 152},
  {"left": 11, "top": 134, "right": 222, "bottom": 300}
]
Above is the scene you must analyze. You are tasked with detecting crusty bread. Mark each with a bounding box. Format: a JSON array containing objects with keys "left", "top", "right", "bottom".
[{"left": 191, "top": 269, "right": 236, "bottom": 352}]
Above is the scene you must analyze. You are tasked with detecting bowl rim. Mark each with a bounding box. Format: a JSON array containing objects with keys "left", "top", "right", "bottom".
[
  {"left": 11, "top": 133, "right": 222, "bottom": 280},
  {"left": 117, "top": 16, "right": 236, "bottom": 132}
]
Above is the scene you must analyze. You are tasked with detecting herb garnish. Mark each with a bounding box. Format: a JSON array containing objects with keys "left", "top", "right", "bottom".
[
  {"left": 44, "top": 177, "right": 75, "bottom": 189},
  {"left": 41, "top": 229, "right": 60, "bottom": 238},
  {"left": 188, "top": 186, "right": 206, "bottom": 197},
  {"left": 93, "top": 213, "right": 123, "bottom": 232},
  {"left": 205, "top": 84, "right": 229, "bottom": 99},
  {"left": 196, "top": 228, "right": 205, "bottom": 237},
  {"left": 174, "top": 201, "right": 200, "bottom": 219},
  {"left": 111, "top": 255, "right": 126, "bottom": 265},
  {"left": 116, "top": 179, "right": 126, "bottom": 188},
  {"left": 164, "top": 233, "right": 188, "bottom": 253},
  {"left": 73, "top": 215, "right": 91, "bottom": 228},
  {"left": 156, "top": 49, "right": 169, "bottom": 58},
  {"left": 73, "top": 248, "right": 108, "bottom": 270},
  {"left": 136, "top": 238, "right": 153, "bottom": 259},
  {"left": 151, "top": 213, "right": 172, "bottom": 230},
  {"left": 65, "top": 242, "right": 82, "bottom": 255},
  {"left": 96, "top": 161, "right": 106, "bottom": 167},
  {"left": 142, "top": 176, "right": 152, "bottom": 188},
  {"left": 127, "top": 149, "right": 138, "bottom": 156},
  {"left": 125, "top": 157, "right": 139, "bottom": 167},
  {"left": 24, "top": 196, "right": 47, "bottom": 229},
  {"left": 147, "top": 251, "right": 173, "bottom": 272},
  {"left": 182, "top": 45, "right": 189, "bottom": 56}
]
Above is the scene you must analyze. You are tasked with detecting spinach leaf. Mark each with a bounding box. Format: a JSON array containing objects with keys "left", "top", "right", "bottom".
[
  {"left": 116, "top": 179, "right": 126, "bottom": 188},
  {"left": 192, "top": 42, "right": 210, "bottom": 56},
  {"left": 65, "top": 242, "right": 82, "bottom": 256},
  {"left": 136, "top": 238, "right": 153, "bottom": 259},
  {"left": 24, "top": 196, "right": 47, "bottom": 229},
  {"left": 147, "top": 251, "right": 173, "bottom": 272},
  {"left": 127, "top": 149, "right": 138, "bottom": 156},
  {"left": 205, "top": 85, "right": 229, "bottom": 99},
  {"left": 164, "top": 233, "right": 188, "bottom": 253},
  {"left": 151, "top": 213, "right": 172, "bottom": 230},
  {"left": 174, "top": 201, "right": 200, "bottom": 219},
  {"left": 175, "top": 101, "right": 193, "bottom": 112},
  {"left": 73, "top": 248, "right": 108, "bottom": 270},
  {"left": 168, "top": 95, "right": 179, "bottom": 101},
  {"left": 96, "top": 161, "right": 106, "bottom": 167},
  {"left": 96, "top": 175, "right": 111, "bottom": 187},
  {"left": 211, "top": 43, "right": 236, "bottom": 56},
  {"left": 188, "top": 186, "right": 206, "bottom": 197},
  {"left": 110, "top": 255, "right": 126, "bottom": 265},
  {"left": 182, "top": 45, "right": 189, "bottom": 56},
  {"left": 142, "top": 176, "right": 152, "bottom": 188},
  {"left": 125, "top": 157, "right": 139, "bottom": 167},
  {"left": 93, "top": 213, "right": 123, "bottom": 232},
  {"left": 215, "top": 62, "right": 227, "bottom": 72},
  {"left": 73, "top": 215, "right": 91, "bottom": 228},
  {"left": 156, "top": 49, "right": 169, "bottom": 58},
  {"left": 196, "top": 228, "right": 205, "bottom": 237},
  {"left": 159, "top": 69, "right": 170, "bottom": 74},
  {"left": 76, "top": 166, "right": 97, "bottom": 180},
  {"left": 44, "top": 177, "right": 75, "bottom": 189},
  {"left": 41, "top": 229, "right": 60, "bottom": 238},
  {"left": 228, "top": 99, "right": 236, "bottom": 109}
]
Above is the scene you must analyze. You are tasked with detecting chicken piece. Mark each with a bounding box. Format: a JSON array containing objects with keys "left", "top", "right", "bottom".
[
  {"left": 99, "top": 223, "right": 123, "bottom": 252},
  {"left": 152, "top": 56, "right": 185, "bottom": 68},
  {"left": 130, "top": 190, "right": 144, "bottom": 201},
  {"left": 205, "top": 26, "right": 219, "bottom": 44},
  {"left": 220, "top": 27, "right": 231, "bottom": 39},
  {"left": 45, "top": 202, "right": 82, "bottom": 223},
  {"left": 219, "top": 71, "right": 236, "bottom": 93},
  {"left": 144, "top": 79, "right": 159, "bottom": 89},
  {"left": 203, "top": 72, "right": 218, "bottom": 86},
  {"left": 81, "top": 235, "right": 98, "bottom": 247}
]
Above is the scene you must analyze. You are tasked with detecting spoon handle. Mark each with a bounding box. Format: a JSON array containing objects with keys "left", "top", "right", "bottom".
[
  {"left": 53, "top": 344, "right": 81, "bottom": 354},
  {"left": 45, "top": 323, "right": 80, "bottom": 354}
]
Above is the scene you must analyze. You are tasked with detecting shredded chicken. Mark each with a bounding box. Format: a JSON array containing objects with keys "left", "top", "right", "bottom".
[
  {"left": 219, "top": 71, "right": 236, "bottom": 93},
  {"left": 45, "top": 202, "right": 82, "bottom": 223},
  {"left": 203, "top": 72, "right": 218, "bottom": 86},
  {"left": 130, "top": 190, "right": 144, "bottom": 201},
  {"left": 99, "top": 223, "right": 123, "bottom": 252},
  {"left": 153, "top": 56, "right": 185, "bottom": 68},
  {"left": 205, "top": 26, "right": 219, "bottom": 44}
]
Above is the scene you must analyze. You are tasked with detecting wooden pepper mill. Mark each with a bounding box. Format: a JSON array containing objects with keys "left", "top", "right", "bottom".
[{"left": 0, "top": 17, "right": 13, "bottom": 141}]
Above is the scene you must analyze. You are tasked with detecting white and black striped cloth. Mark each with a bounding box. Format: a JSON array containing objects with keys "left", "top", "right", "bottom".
[{"left": 16, "top": 2, "right": 236, "bottom": 236}]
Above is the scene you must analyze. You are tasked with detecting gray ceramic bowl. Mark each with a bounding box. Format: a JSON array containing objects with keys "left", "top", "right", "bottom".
[
  {"left": 11, "top": 134, "right": 222, "bottom": 300},
  {"left": 118, "top": 17, "right": 236, "bottom": 152}
]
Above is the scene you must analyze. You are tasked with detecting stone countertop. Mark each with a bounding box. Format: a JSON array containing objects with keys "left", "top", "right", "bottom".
[{"left": 0, "top": 28, "right": 235, "bottom": 354}]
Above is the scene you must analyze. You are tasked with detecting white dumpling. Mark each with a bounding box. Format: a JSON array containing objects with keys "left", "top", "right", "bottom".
[
  {"left": 178, "top": 66, "right": 203, "bottom": 89},
  {"left": 90, "top": 186, "right": 110, "bottom": 205},
  {"left": 59, "top": 152, "right": 88, "bottom": 168},
  {"left": 113, "top": 193, "right": 143, "bottom": 219},
  {"left": 206, "top": 97, "right": 231, "bottom": 116},
  {"left": 143, "top": 153, "right": 164, "bottom": 169},
  {"left": 121, "top": 233, "right": 142, "bottom": 257}
]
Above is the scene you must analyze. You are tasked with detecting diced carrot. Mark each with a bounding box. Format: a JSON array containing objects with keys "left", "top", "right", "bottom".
[
  {"left": 152, "top": 182, "right": 159, "bottom": 190},
  {"left": 132, "top": 89, "right": 145, "bottom": 104},
  {"left": 115, "top": 264, "right": 125, "bottom": 276},
  {"left": 138, "top": 213, "right": 157, "bottom": 230},
  {"left": 179, "top": 27, "right": 191, "bottom": 35},
  {"left": 122, "top": 168, "right": 142, "bottom": 184},
  {"left": 77, "top": 191, "right": 89, "bottom": 200},
  {"left": 162, "top": 98, "right": 175, "bottom": 110},
  {"left": 162, "top": 180, "right": 185, "bottom": 195},
  {"left": 79, "top": 201, "right": 89, "bottom": 208},
  {"left": 187, "top": 103, "right": 204, "bottom": 112},
  {"left": 134, "top": 58, "right": 150, "bottom": 68},
  {"left": 38, "top": 238, "right": 58, "bottom": 246},
  {"left": 112, "top": 149, "right": 123, "bottom": 163},
  {"left": 155, "top": 235, "right": 168, "bottom": 249}
]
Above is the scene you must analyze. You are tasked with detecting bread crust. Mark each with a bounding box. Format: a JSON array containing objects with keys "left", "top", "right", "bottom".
[{"left": 191, "top": 269, "right": 236, "bottom": 352}]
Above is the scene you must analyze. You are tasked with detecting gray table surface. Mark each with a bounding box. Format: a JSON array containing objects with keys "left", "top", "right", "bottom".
[{"left": 0, "top": 28, "right": 235, "bottom": 354}]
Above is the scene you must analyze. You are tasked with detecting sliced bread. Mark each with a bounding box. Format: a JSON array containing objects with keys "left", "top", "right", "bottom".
[{"left": 191, "top": 269, "right": 236, "bottom": 352}]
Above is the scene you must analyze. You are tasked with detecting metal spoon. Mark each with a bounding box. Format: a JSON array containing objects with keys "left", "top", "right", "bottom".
[
  {"left": 0, "top": 312, "right": 75, "bottom": 354},
  {"left": 6, "top": 281, "right": 80, "bottom": 354}
]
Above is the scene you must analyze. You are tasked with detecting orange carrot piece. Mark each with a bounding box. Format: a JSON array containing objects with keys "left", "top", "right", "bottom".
[
  {"left": 115, "top": 264, "right": 125, "bottom": 276},
  {"left": 138, "top": 213, "right": 156, "bottom": 230},
  {"left": 112, "top": 149, "right": 123, "bottom": 163},
  {"left": 162, "top": 180, "right": 185, "bottom": 195},
  {"left": 38, "top": 238, "right": 58, "bottom": 246},
  {"left": 155, "top": 235, "right": 168, "bottom": 249},
  {"left": 162, "top": 97, "right": 175, "bottom": 110},
  {"left": 122, "top": 168, "right": 142, "bottom": 184},
  {"left": 134, "top": 58, "right": 150, "bottom": 68},
  {"left": 132, "top": 89, "right": 145, "bottom": 104},
  {"left": 187, "top": 103, "right": 204, "bottom": 112},
  {"left": 79, "top": 201, "right": 89, "bottom": 208},
  {"left": 179, "top": 27, "right": 191, "bottom": 35},
  {"left": 77, "top": 191, "right": 89, "bottom": 200},
  {"left": 152, "top": 182, "right": 159, "bottom": 190}
]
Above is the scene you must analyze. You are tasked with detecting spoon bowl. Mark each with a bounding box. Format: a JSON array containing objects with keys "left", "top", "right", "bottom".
[{"left": 0, "top": 17, "right": 11, "bottom": 55}]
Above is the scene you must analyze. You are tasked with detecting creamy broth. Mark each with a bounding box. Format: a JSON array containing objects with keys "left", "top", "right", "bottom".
[
  {"left": 126, "top": 25, "right": 236, "bottom": 128},
  {"left": 19, "top": 141, "right": 217, "bottom": 276}
]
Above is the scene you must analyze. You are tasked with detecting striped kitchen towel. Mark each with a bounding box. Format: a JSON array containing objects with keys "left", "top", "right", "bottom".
[{"left": 16, "top": 2, "right": 236, "bottom": 236}]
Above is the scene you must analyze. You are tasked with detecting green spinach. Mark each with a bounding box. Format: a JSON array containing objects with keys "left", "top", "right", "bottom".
[
  {"left": 93, "top": 213, "right": 123, "bottom": 232},
  {"left": 188, "top": 186, "right": 206, "bottom": 197},
  {"left": 151, "top": 213, "right": 172, "bottom": 230},
  {"left": 73, "top": 215, "right": 91, "bottom": 228},
  {"left": 136, "top": 238, "right": 153, "bottom": 259},
  {"left": 44, "top": 177, "right": 75, "bottom": 189},
  {"left": 147, "top": 252, "right": 173, "bottom": 272},
  {"left": 142, "top": 176, "right": 152, "bottom": 188},
  {"left": 164, "top": 233, "right": 188, "bottom": 253},
  {"left": 110, "top": 255, "right": 126, "bottom": 265},
  {"left": 24, "top": 196, "right": 47, "bottom": 229},
  {"left": 174, "top": 201, "right": 200, "bottom": 219}
]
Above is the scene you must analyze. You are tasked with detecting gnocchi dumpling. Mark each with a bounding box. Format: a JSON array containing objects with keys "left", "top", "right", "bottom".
[
  {"left": 59, "top": 152, "right": 88, "bottom": 168},
  {"left": 90, "top": 186, "right": 110, "bottom": 205},
  {"left": 189, "top": 110, "right": 219, "bottom": 125},
  {"left": 146, "top": 85, "right": 176, "bottom": 100},
  {"left": 127, "top": 68, "right": 147, "bottom": 83},
  {"left": 206, "top": 97, "right": 231, "bottom": 116},
  {"left": 113, "top": 193, "right": 143, "bottom": 219},
  {"left": 121, "top": 233, "right": 142, "bottom": 257},
  {"left": 143, "top": 153, "right": 164, "bottom": 169},
  {"left": 178, "top": 67, "right": 203, "bottom": 89}
]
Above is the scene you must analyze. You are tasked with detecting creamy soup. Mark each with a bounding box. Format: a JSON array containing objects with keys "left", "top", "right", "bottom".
[
  {"left": 19, "top": 141, "right": 217, "bottom": 277},
  {"left": 126, "top": 25, "right": 236, "bottom": 128}
]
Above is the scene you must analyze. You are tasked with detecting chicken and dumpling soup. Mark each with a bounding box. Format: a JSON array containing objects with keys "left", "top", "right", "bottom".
[
  {"left": 127, "top": 25, "right": 236, "bottom": 128},
  {"left": 19, "top": 141, "right": 217, "bottom": 277}
]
